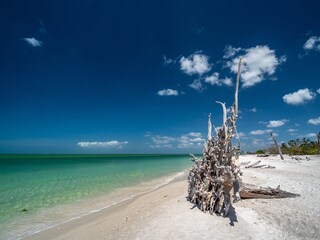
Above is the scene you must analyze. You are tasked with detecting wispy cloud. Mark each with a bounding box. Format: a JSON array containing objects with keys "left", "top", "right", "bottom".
[
  {"left": 150, "top": 144, "right": 173, "bottom": 149},
  {"left": 204, "top": 72, "right": 232, "bottom": 86},
  {"left": 317, "top": 88, "right": 320, "bottom": 94},
  {"left": 151, "top": 135, "right": 176, "bottom": 145},
  {"left": 250, "top": 130, "right": 267, "bottom": 135},
  {"left": 163, "top": 55, "right": 176, "bottom": 65},
  {"left": 308, "top": 116, "right": 320, "bottom": 125},
  {"left": 225, "top": 45, "right": 285, "bottom": 88},
  {"left": 251, "top": 138, "right": 269, "bottom": 148},
  {"left": 23, "top": 37, "right": 43, "bottom": 47},
  {"left": 180, "top": 52, "right": 211, "bottom": 75},
  {"left": 303, "top": 36, "right": 320, "bottom": 51},
  {"left": 147, "top": 132, "right": 205, "bottom": 149},
  {"left": 38, "top": 20, "right": 47, "bottom": 34},
  {"left": 149, "top": 134, "right": 176, "bottom": 148},
  {"left": 238, "top": 132, "right": 247, "bottom": 139},
  {"left": 157, "top": 89, "right": 179, "bottom": 96},
  {"left": 77, "top": 141, "right": 128, "bottom": 148},
  {"left": 178, "top": 132, "right": 205, "bottom": 148},
  {"left": 287, "top": 128, "right": 298, "bottom": 133},
  {"left": 193, "top": 26, "right": 205, "bottom": 35},
  {"left": 267, "top": 119, "right": 288, "bottom": 128},
  {"left": 283, "top": 88, "right": 316, "bottom": 105},
  {"left": 249, "top": 107, "right": 257, "bottom": 112},
  {"left": 189, "top": 79, "right": 204, "bottom": 91},
  {"left": 304, "top": 133, "right": 317, "bottom": 139},
  {"left": 223, "top": 45, "right": 241, "bottom": 59}
]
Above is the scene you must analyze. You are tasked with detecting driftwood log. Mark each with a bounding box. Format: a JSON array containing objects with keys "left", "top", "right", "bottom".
[
  {"left": 240, "top": 184, "right": 299, "bottom": 199},
  {"left": 187, "top": 57, "right": 299, "bottom": 217},
  {"left": 242, "top": 160, "right": 275, "bottom": 169}
]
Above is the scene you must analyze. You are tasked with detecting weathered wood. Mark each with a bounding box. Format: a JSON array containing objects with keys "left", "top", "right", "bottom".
[
  {"left": 207, "top": 114, "right": 212, "bottom": 141},
  {"left": 240, "top": 184, "right": 300, "bottom": 199},
  {"left": 187, "top": 58, "right": 243, "bottom": 216},
  {"left": 245, "top": 160, "right": 261, "bottom": 168},
  {"left": 270, "top": 132, "right": 284, "bottom": 160},
  {"left": 251, "top": 164, "right": 275, "bottom": 169},
  {"left": 257, "top": 154, "right": 270, "bottom": 157},
  {"left": 239, "top": 161, "right": 251, "bottom": 166},
  {"left": 240, "top": 160, "right": 275, "bottom": 169}
]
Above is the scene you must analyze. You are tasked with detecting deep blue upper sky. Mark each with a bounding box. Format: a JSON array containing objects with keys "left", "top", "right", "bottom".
[{"left": 0, "top": 0, "right": 319, "bottom": 153}]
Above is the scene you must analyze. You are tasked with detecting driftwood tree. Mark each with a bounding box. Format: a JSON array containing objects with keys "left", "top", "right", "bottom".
[
  {"left": 187, "top": 58, "right": 243, "bottom": 216},
  {"left": 187, "top": 58, "right": 299, "bottom": 217}
]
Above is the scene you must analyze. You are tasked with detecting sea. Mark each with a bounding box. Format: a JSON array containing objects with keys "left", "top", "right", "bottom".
[{"left": 0, "top": 154, "right": 193, "bottom": 239}]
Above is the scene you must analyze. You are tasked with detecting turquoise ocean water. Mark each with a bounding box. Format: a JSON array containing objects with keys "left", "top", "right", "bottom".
[{"left": 0, "top": 154, "right": 192, "bottom": 239}]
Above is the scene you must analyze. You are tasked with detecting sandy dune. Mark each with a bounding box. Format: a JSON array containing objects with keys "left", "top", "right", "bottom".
[{"left": 26, "top": 155, "right": 320, "bottom": 240}]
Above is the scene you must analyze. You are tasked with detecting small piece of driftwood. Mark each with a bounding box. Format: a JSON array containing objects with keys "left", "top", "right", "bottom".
[
  {"left": 242, "top": 161, "right": 275, "bottom": 169},
  {"left": 257, "top": 154, "right": 270, "bottom": 157}
]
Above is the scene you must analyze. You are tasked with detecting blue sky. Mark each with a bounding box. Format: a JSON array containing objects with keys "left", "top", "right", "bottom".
[{"left": 0, "top": 0, "right": 319, "bottom": 153}]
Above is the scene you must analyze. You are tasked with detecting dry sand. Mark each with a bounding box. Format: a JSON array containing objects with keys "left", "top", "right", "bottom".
[{"left": 26, "top": 155, "right": 320, "bottom": 240}]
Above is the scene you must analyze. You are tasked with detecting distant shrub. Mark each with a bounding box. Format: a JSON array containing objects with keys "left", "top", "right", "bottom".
[
  {"left": 256, "top": 149, "right": 265, "bottom": 154},
  {"left": 281, "top": 138, "right": 319, "bottom": 155}
]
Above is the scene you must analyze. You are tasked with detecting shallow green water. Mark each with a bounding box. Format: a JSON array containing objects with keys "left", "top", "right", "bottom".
[{"left": 0, "top": 154, "right": 192, "bottom": 238}]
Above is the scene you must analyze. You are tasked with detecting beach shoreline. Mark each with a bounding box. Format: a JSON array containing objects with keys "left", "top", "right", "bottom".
[
  {"left": 23, "top": 155, "right": 320, "bottom": 239},
  {"left": 0, "top": 154, "right": 192, "bottom": 240},
  {"left": 23, "top": 169, "right": 190, "bottom": 240}
]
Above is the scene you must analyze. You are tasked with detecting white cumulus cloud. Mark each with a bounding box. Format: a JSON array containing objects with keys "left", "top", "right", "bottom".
[
  {"left": 283, "top": 88, "right": 316, "bottom": 105},
  {"left": 308, "top": 116, "right": 320, "bottom": 125},
  {"left": 146, "top": 132, "right": 205, "bottom": 149},
  {"left": 151, "top": 135, "right": 177, "bottom": 145},
  {"left": 77, "top": 141, "right": 128, "bottom": 148},
  {"left": 317, "top": 88, "right": 320, "bottom": 94},
  {"left": 205, "top": 72, "right": 232, "bottom": 86},
  {"left": 250, "top": 130, "right": 267, "bottom": 135},
  {"left": 157, "top": 89, "right": 179, "bottom": 96},
  {"left": 148, "top": 135, "right": 177, "bottom": 149},
  {"left": 303, "top": 36, "right": 320, "bottom": 51},
  {"left": 180, "top": 52, "right": 211, "bottom": 75},
  {"left": 226, "top": 45, "right": 285, "bottom": 88},
  {"left": 23, "top": 37, "right": 43, "bottom": 47},
  {"left": 267, "top": 119, "right": 288, "bottom": 128},
  {"left": 178, "top": 132, "right": 205, "bottom": 148}
]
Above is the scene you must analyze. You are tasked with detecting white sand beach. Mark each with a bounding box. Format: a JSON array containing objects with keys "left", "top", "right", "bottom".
[{"left": 26, "top": 155, "right": 320, "bottom": 240}]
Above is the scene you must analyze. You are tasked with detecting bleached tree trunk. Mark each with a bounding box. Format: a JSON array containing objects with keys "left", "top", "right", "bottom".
[
  {"left": 207, "top": 113, "right": 212, "bottom": 141},
  {"left": 270, "top": 132, "right": 284, "bottom": 160}
]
